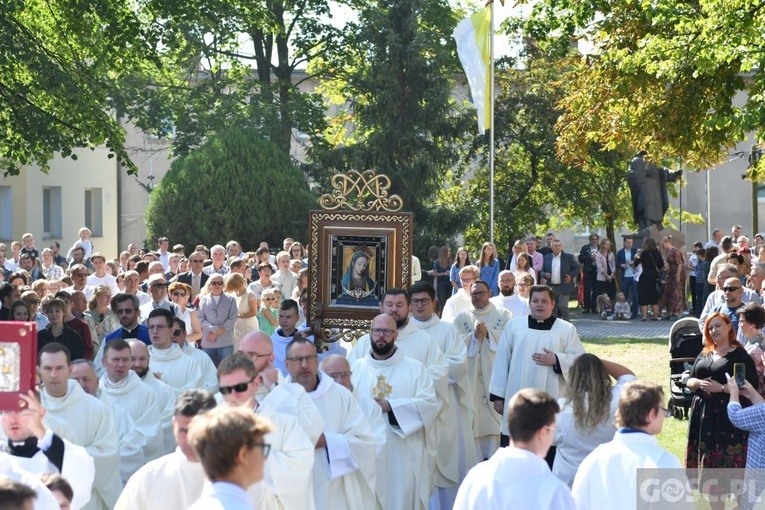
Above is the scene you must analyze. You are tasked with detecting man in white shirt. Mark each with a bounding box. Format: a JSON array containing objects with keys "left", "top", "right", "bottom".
[
  {"left": 572, "top": 381, "right": 691, "bottom": 510},
  {"left": 85, "top": 253, "right": 119, "bottom": 295},
  {"left": 39, "top": 344, "right": 121, "bottom": 510},
  {"left": 490, "top": 270, "right": 531, "bottom": 318},
  {"left": 453, "top": 388, "right": 574, "bottom": 510},
  {"left": 114, "top": 389, "right": 217, "bottom": 510},
  {"left": 157, "top": 237, "right": 171, "bottom": 270},
  {"left": 99, "top": 339, "right": 165, "bottom": 462},
  {"left": 122, "top": 270, "right": 151, "bottom": 306},
  {"left": 203, "top": 245, "right": 230, "bottom": 276},
  {"left": 284, "top": 338, "right": 377, "bottom": 509}
]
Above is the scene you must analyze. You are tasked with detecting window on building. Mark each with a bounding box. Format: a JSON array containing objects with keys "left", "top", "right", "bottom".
[
  {"left": 42, "top": 187, "right": 62, "bottom": 238},
  {"left": 84, "top": 188, "right": 103, "bottom": 236},
  {"left": 0, "top": 187, "right": 11, "bottom": 240}
]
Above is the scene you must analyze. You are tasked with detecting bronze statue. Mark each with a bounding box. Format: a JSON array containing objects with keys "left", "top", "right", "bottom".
[{"left": 627, "top": 152, "right": 682, "bottom": 230}]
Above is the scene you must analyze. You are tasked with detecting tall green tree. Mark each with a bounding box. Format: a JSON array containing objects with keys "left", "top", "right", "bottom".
[
  {"left": 145, "top": 129, "right": 314, "bottom": 248},
  {"left": 518, "top": 0, "right": 765, "bottom": 174},
  {"left": 0, "top": 0, "right": 162, "bottom": 175},
  {"left": 309, "top": 0, "right": 473, "bottom": 255}
]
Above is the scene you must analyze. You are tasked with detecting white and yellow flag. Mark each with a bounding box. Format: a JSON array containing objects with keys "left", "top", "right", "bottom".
[{"left": 453, "top": 6, "right": 492, "bottom": 134}]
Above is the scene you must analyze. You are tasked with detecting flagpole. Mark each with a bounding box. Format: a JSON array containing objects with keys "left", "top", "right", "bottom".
[{"left": 489, "top": 0, "right": 495, "bottom": 245}]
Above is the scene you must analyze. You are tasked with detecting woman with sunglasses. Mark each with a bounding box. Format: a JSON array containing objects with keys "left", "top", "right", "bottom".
[
  {"left": 685, "top": 312, "right": 758, "bottom": 509},
  {"left": 168, "top": 281, "right": 202, "bottom": 344},
  {"left": 225, "top": 273, "right": 259, "bottom": 351}
]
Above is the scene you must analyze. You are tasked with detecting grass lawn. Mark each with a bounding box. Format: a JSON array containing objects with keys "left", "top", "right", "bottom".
[{"left": 582, "top": 336, "right": 688, "bottom": 462}]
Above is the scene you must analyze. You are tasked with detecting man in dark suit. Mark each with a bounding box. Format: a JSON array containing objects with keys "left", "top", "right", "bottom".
[
  {"left": 617, "top": 237, "right": 639, "bottom": 318},
  {"left": 541, "top": 240, "right": 580, "bottom": 321},
  {"left": 171, "top": 252, "right": 209, "bottom": 299},
  {"left": 578, "top": 233, "right": 600, "bottom": 313}
]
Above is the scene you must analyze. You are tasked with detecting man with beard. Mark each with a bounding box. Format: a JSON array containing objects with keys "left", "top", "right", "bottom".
[
  {"left": 408, "top": 281, "right": 478, "bottom": 509},
  {"left": 349, "top": 314, "right": 439, "bottom": 510},
  {"left": 541, "top": 240, "right": 580, "bottom": 321},
  {"left": 128, "top": 340, "right": 177, "bottom": 455},
  {"left": 490, "top": 285, "right": 585, "bottom": 465},
  {"left": 284, "top": 338, "right": 377, "bottom": 509},
  {"left": 454, "top": 280, "right": 512, "bottom": 460},
  {"left": 490, "top": 271, "right": 530, "bottom": 318},
  {"left": 346, "top": 288, "right": 449, "bottom": 497}
]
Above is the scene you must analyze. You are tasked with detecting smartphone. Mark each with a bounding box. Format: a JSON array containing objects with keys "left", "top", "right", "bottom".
[{"left": 734, "top": 363, "right": 746, "bottom": 387}]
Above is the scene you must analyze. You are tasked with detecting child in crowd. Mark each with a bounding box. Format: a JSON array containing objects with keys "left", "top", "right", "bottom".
[
  {"left": 597, "top": 293, "right": 614, "bottom": 320},
  {"left": 613, "top": 292, "right": 632, "bottom": 320},
  {"left": 257, "top": 288, "right": 281, "bottom": 336},
  {"left": 20, "top": 233, "right": 39, "bottom": 259},
  {"left": 66, "top": 227, "right": 93, "bottom": 263}
]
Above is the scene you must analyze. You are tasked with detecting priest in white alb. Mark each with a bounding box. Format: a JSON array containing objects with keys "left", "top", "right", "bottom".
[
  {"left": 440, "top": 266, "right": 480, "bottom": 323},
  {"left": 454, "top": 280, "right": 512, "bottom": 459},
  {"left": 218, "top": 352, "right": 316, "bottom": 510},
  {"left": 129, "top": 339, "right": 178, "bottom": 454},
  {"left": 114, "top": 389, "right": 218, "bottom": 510},
  {"left": 489, "top": 285, "right": 585, "bottom": 457},
  {"left": 172, "top": 317, "right": 218, "bottom": 392},
  {"left": 69, "top": 359, "right": 146, "bottom": 484},
  {"left": 98, "top": 339, "right": 165, "bottom": 461},
  {"left": 2, "top": 390, "right": 95, "bottom": 510},
  {"left": 285, "top": 338, "right": 377, "bottom": 509},
  {"left": 38, "top": 343, "right": 122, "bottom": 510},
  {"left": 146, "top": 308, "right": 203, "bottom": 390},
  {"left": 347, "top": 288, "right": 448, "bottom": 494},
  {"left": 409, "top": 281, "right": 479, "bottom": 509},
  {"left": 351, "top": 314, "right": 439, "bottom": 510}
]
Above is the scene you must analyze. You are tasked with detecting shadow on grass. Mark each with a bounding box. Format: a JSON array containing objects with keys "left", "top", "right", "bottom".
[{"left": 584, "top": 337, "right": 667, "bottom": 346}]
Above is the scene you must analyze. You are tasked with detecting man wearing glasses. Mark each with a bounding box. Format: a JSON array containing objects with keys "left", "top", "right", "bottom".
[
  {"left": 139, "top": 274, "right": 182, "bottom": 322},
  {"left": 409, "top": 281, "right": 477, "bottom": 509},
  {"left": 284, "top": 338, "right": 377, "bottom": 509},
  {"left": 145, "top": 309, "right": 202, "bottom": 391},
  {"left": 104, "top": 294, "right": 150, "bottom": 345},
  {"left": 64, "top": 263, "right": 95, "bottom": 300},
  {"left": 350, "top": 313, "right": 439, "bottom": 510},
  {"left": 699, "top": 265, "right": 762, "bottom": 330},
  {"left": 441, "top": 265, "right": 480, "bottom": 323},
  {"left": 172, "top": 252, "right": 209, "bottom": 299},
  {"left": 217, "top": 353, "right": 315, "bottom": 510},
  {"left": 454, "top": 280, "right": 512, "bottom": 460}
]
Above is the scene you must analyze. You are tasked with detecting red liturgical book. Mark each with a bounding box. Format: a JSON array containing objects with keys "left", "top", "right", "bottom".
[{"left": 0, "top": 321, "right": 38, "bottom": 412}]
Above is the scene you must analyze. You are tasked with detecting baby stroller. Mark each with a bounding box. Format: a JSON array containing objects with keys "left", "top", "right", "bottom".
[{"left": 667, "top": 318, "right": 703, "bottom": 420}]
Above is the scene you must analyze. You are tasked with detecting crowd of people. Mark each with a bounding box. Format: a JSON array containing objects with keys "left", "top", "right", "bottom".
[{"left": 2, "top": 226, "right": 765, "bottom": 509}]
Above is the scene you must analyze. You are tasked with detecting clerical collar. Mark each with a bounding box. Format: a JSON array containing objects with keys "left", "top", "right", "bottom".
[
  {"left": 122, "top": 325, "right": 141, "bottom": 338},
  {"left": 528, "top": 315, "right": 556, "bottom": 330},
  {"left": 276, "top": 328, "right": 295, "bottom": 338}
]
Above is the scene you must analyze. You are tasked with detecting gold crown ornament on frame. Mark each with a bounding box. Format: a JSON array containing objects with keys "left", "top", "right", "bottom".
[{"left": 318, "top": 170, "right": 403, "bottom": 212}]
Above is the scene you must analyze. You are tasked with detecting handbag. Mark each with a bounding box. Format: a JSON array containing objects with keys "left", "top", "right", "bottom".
[{"left": 650, "top": 253, "right": 666, "bottom": 292}]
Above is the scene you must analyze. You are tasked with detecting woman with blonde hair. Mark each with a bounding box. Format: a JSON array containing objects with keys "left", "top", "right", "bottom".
[
  {"left": 168, "top": 281, "right": 202, "bottom": 344},
  {"left": 449, "top": 247, "right": 472, "bottom": 295},
  {"left": 594, "top": 238, "right": 616, "bottom": 300},
  {"left": 552, "top": 354, "right": 635, "bottom": 486},
  {"left": 225, "top": 272, "right": 259, "bottom": 351},
  {"left": 85, "top": 285, "right": 113, "bottom": 343}
]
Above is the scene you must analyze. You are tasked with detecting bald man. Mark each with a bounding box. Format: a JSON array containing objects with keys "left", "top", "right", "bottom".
[
  {"left": 128, "top": 340, "right": 177, "bottom": 454},
  {"left": 349, "top": 314, "right": 439, "bottom": 510}
]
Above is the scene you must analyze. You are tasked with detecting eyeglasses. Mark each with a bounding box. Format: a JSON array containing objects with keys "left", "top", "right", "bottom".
[
  {"left": 117, "top": 308, "right": 136, "bottom": 315},
  {"left": 172, "top": 329, "right": 183, "bottom": 337},
  {"left": 411, "top": 298, "right": 431, "bottom": 306},
  {"left": 658, "top": 406, "right": 672, "bottom": 418},
  {"left": 172, "top": 292, "right": 187, "bottom": 298},
  {"left": 723, "top": 286, "right": 742, "bottom": 292},
  {"left": 209, "top": 281, "right": 224, "bottom": 286},
  {"left": 263, "top": 297, "right": 277, "bottom": 301},
  {"left": 219, "top": 378, "right": 255, "bottom": 395},
  {"left": 253, "top": 442, "right": 271, "bottom": 458},
  {"left": 517, "top": 283, "right": 530, "bottom": 288},
  {"left": 286, "top": 354, "right": 318, "bottom": 364},
  {"left": 371, "top": 328, "right": 395, "bottom": 338},
  {"left": 327, "top": 371, "right": 352, "bottom": 379}
]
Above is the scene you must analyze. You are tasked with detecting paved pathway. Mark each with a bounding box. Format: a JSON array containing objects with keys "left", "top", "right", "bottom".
[{"left": 569, "top": 310, "right": 679, "bottom": 340}]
